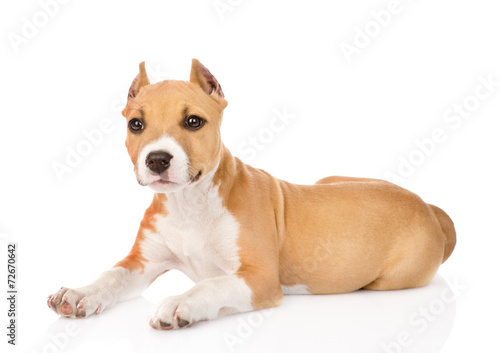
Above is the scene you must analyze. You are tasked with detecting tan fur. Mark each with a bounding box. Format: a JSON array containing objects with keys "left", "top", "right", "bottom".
[
  {"left": 428, "top": 204, "right": 457, "bottom": 263},
  {"left": 121, "top": 60, "right": 456, "bottom": 309}
]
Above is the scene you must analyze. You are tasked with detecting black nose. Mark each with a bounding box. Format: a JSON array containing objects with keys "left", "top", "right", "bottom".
[{"left": 146, "top": 151, "right": 173, "bottom": 174}]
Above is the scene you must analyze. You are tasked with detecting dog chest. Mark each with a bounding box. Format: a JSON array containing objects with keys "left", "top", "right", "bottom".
[{"left": 144, "top": 186, "right": 242, "bottom": 282}]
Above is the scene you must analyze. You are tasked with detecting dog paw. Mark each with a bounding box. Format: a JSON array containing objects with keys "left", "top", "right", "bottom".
[
  {"left": 149, "top": 295, "right": 202, "bottom": 330},
  {"left": 47, "top": 287, "right": 103, "bottom": 319}
]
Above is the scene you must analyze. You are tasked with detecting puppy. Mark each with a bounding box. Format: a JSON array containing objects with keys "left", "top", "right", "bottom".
[{"left": 48, "top": 59, "right": 456, "bottom": 329}]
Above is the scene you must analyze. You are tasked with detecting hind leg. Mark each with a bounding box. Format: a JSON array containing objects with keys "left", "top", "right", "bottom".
[
  {"left": 363, "top": 265, "right": 440, "bottom": 291},
  {"left": 364, "top": 236, "right": 444, "bottom": 291}
]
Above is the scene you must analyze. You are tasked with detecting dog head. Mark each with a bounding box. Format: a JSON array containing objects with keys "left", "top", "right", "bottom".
[{"left": 121, "top": 59, "right": 228, "bottom": 193}]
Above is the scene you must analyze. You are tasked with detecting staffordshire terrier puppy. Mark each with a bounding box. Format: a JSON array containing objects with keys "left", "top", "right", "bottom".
[{"left": 48, "top": 59, "right": 456, "bottom": 329}]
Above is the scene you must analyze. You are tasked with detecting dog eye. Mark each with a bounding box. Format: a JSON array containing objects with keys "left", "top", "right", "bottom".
[
  {"left": 185, "top": 115, "right": 205, "bottom": 131},
  {"left": 128, "top": 118, "right": 144, "bottom": 133}
]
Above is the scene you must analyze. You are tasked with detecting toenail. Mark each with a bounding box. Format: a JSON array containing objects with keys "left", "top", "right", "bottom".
[
  {"left": 178, "top": 319, "right": 190, "bottom": 328},
  {"left": 160, "top": 321, "right": 171, "bottom": 328}
]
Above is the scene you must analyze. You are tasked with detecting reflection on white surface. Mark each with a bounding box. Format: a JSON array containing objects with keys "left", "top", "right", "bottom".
[{"left": 31, "top": 275, "right": 458, "bottom": 353}]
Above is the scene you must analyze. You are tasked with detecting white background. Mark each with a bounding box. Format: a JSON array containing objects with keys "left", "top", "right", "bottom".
[{"left": 1, "top": 0, "right": 499, "bottom": 352}]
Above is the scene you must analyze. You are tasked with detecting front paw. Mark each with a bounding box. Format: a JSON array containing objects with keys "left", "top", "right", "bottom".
[
  {"left": 47, "top": 287, "right": 103, "bottom": 319},
  {"left": 149, "top": 295, "right": 205, "bottom": 330}
]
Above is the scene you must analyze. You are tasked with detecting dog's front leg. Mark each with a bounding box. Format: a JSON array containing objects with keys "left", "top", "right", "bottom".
[
  {"left": 48, "top": 217, "right": 168, "bottom": 319},
  {"left": 148, "top": 274, "right": 254, "bottom": 329},
  {"left": 47, "top": 259, "right": 167, "bottom": 318},
  {"left": 149, "top": 265, "right": 283, "bottom": 329},
  {"left": 48, "top": 194, "right": 170, "bottom": 318}
]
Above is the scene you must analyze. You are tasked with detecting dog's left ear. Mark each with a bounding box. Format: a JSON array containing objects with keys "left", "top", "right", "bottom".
[{"left": 190, "top": 59, "right": 227, "bottom": 106}]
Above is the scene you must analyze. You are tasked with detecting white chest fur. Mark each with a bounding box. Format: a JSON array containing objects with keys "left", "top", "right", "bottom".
[{"left": 139, "top": 172, "right": 242, "bottom": 283}]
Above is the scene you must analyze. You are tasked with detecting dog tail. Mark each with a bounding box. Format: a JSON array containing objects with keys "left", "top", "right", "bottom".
[{"left": 428, "top": 204, "right": 456, "bottom": 263}]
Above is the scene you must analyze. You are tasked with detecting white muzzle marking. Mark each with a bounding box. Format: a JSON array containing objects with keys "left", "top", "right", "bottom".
[{"left": 136, "top": 135, "right": 191, "bottom": 193}]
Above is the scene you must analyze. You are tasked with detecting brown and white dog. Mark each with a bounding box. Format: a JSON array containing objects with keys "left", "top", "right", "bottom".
[{"left": 47, "top": 59, "right": 456, "bottom": 329}]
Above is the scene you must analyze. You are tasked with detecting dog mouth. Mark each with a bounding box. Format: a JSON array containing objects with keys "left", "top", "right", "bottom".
[
  {"left": 148, "top": 170, "right": 201, "bottom": 186},
  {"left": 153, "top": 179, "right": 175, "bottom": 185},
  {"left": 147, "top": 174, "right": 177, "bottom": 186}
]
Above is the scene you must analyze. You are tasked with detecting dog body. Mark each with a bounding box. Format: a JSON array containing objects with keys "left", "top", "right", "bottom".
[{"left": 48, "top": 60, "right": 456, "bottom": 329}]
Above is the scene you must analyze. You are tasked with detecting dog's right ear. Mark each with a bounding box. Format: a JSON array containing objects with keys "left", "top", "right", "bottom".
[
  {"left": 128, "top": 62, "right": 150, "bottom": 99},
  {"left": 123, "top": 62, "right": 150, "bottom": 117}
]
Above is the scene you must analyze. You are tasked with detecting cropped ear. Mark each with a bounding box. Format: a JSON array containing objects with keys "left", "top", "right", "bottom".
[
  {"left": 128, "top": 61, "right": 150, "bottom": 99},
  {"left": 122, "top": 62, "right": 150, "bottom": 117},
  {"left": 190, "top": 59, "right": 226, "bottom": 102}
]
